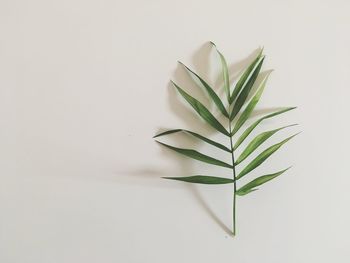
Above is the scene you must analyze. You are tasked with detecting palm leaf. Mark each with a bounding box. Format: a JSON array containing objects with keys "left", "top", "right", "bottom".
[
  {"left": 233, "top": 107, "right": 297, "bottom": 150},
  {"left": 230, "top": 56, "right": 265, "bottom": 120},
  {"left": 154, "top": 44, "right": 297, "bottom": 235},
  {"left": 236, "top": 133, "right": 298, "bottom": 179},
  {"left": 154, "top": 129, "right": 231, "bottom": 153},
  {"left": 172, "top": 81, "right": 229, "bottom": 136},
  {"left": 230, "top": 48, "right": 263, "bottom": 104},
  {"left": 236, "top": 168, "right": 290, "bottom": 196},
  {"left": 163, "top": 175, "right": 234, "bottom": 184},
  {"left": 231, "top": 72, "right": 270, "bottom": 135},
  {"left": 179, "top": 62, "right": 229, "bottom": 118},
  {"left": 156, "top": 141, "right": 233, "bottom": 169},
  {"left": 210, "top": 42, "right": 230, "bottom": 102},
  {"left": 235, "top": 124, "right": 297, "bottom": 165}
]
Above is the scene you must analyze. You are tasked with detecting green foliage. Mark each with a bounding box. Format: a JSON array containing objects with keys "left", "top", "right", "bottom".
[
  {"left": 236, "top": 168, "right": 291, "bottom": 196},
  {"left": 156, "top": 141, "right": 233, "bottom": 169},
  {"left": 154, "top": 129, "right": 232, "bottom": 153},
  {"left": 163, "top": 175, "right": 234, "bottom": 184},
  {"left": 154, "top": 42, "right": 298, "bottom": 235}
]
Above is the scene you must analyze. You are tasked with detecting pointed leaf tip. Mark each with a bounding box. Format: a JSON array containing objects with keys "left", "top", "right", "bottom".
[
  {"left": 177, "top": 61, "right": 185, "bottom": 66},
  {"left": 259, "top": 46, "right": 264, "bottom": 56},
  {"left": 211, "top": 43, "right": 230, "bottom": 102}
]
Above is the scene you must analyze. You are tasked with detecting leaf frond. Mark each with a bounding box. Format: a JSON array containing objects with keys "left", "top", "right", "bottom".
[
  {"left": 230, "top": 48, "right": 264, "bottom": 104},
  {"left": 236, "top": 133, "right": 299, "bottom": 179},
  {"left": 163, "top": 175, "right": 234, "bottom": 184},
  {"left": 231, "top": 72, "right": 271, "bottom": 135},
  {"left": 171, "top": 81, "right": 230, "bottom": 136},
  {"left": 230, "top": 56, "right": 265, "bottom": 121},
  {"left": 178, "top": 62, "right": 229, "bottom": 118},
  {"left": 233, "top": 107, "right": 297, "bottom": 149},
  {"left": 156, "top": 141, "right": 233, "bottom": 169},
  {"left": 210, "top": 42, "right": 230, "bottom": 102},
  {"left": 235, "top": 124, "right": 297, "bottom": 165},
  {"left": 154, "top": 129, "right": 232, "bottom": 153}
]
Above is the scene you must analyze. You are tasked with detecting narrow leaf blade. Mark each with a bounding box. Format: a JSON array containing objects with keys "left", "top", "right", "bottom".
[
  {"left": 179, "top": 62, "right": 229, "bottom": 118},
  {"left": 230, "top": 56, "right": 265, "bottom": 120},
  {"left": 211, "top": 42, "right": 230, "bottom": 102},
  {"left": 236, "top": 188, "right": 258, "bottom": 196},
  {"left": 156, "top": 141, "right": 233, "bottom": 169},
  {"left": 230, "top": 48, "right": 263, "bottom": 104},
  {"left": 233, "top": 107, "right": 297, "bottom": 150},
  {"left": 236, "top": 167, "right": 291, "bottom": 196},
  {"left": 231, "top": 73, "right": 270, "bottom": 135},
  {"left": 235, "top": 124, "right": 297, "bottom": 165},
  {"left": 153, "top": 129, "right": 232, "bottom": 153},
  {"left": 172, "top": 82, "right": 229, "bottom": 136},
  {"left": 237, "top": 134, "right": 298, "bottom": 179},
  {"left": 163, "top": 175, "right": 234, "bottom": 184}
]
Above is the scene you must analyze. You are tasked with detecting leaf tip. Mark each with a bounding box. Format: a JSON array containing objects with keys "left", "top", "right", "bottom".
[
  {"left": 284, "top": 106, "right": 297, "bottom": 112},
  {"left": 153, "top": 133, "right": 161, "bottom": 138},
  {"left": 263, "top": 70, "right": 274, "bottom": 81},
  {"left": 288, "top": 132, "right": 301, "bottom": 141},
  {"left": 162, "top": 177, "right": 178, "bottom": 181},
  {"left": 170, "top": 80, "right": 178, "bottom": 89},
  {"left": 259, "top": 46, "right": 265, "bottom": 55}
]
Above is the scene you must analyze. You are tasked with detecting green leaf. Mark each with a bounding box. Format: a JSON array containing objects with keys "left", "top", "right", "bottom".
[
  {"left": 156, "top": 141, "right": 233, "bottom": 169},
  {"left": 179, "top": 62, "right": 229, "bottom": 118},
  {"left": 210, "top": 42, "right": 230, "bottom": 102},
  {"left": 231, "top": 72, "right": 270, "bottom": 135},
  {"left": 233, "top": 107, "right": 297, "bottom": 150},
  {"left": 230, "top": 56, "right": 265, "bottom": 121},
  {"left": 235, "top": 188, "right": 258, "bottom": 196},
  {"left": 236, "top": 134, "right": 298, "bottom": 179},
  {"left": 230, "top": 48, "right": 263, "bottom": 104},
  {"left": 163, "top": 175, "right": 234, "bottom": 184},
  {"left": 236, "top": 167, "right": 291, "bottom": 196},
  {"left": 153, "top": 129, "right": 232, "bottom": 153},
  {"left": 235, "top": 124, "right": 297, "bottom": 165},
  {"left": 172, "top": 81, "right": 229, "bottom": 136}
]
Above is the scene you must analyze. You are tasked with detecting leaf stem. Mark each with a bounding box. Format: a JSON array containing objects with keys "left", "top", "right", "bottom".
[{"left": 228, "top": 120, "right": 237, "bottom": 236}]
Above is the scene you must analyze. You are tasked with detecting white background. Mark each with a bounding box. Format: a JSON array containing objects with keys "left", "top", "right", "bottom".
[{"left": 1, "top": 0, "right": 350, "bottom": 262}]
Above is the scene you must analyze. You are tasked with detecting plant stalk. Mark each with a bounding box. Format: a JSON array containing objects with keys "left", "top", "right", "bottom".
[{"left": 228, "top": 120, "right": 237, "bottom": 236}]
